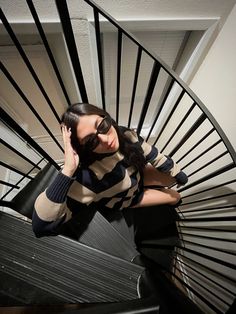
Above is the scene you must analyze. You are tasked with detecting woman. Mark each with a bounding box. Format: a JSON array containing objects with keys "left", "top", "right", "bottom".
[{"left": 32, "top": 103, "right": 188, "bottom": 237}]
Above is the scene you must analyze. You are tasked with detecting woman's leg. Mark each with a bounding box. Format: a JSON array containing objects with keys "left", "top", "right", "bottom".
[
  {"left": 143, "top": 163, "right": 177, "bottom": 187},
  {"left": 133, "top": 188, "right": 181, "bottom": 208},
  {"left": 132, "top": 163, "right": 181, "bottom": 208}
]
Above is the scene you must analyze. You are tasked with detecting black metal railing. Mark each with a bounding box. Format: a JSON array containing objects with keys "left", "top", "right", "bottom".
[{"left": 0, "top": 0, "right": 235, "bottom": 313}]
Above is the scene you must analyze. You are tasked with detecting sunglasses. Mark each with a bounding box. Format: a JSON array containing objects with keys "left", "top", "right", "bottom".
[{"left": 81, "top": 116, "right": 112, "bottom": 151}]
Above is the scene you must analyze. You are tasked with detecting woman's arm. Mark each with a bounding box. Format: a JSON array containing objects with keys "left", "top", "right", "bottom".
[
  {"left": 32, "top": 171, "right": 74, "bottom": 237},
  {"left": 32, "top": 125, "right": 79, "bottom": 237},
  {"left": 124, "top": 129, "right": 188, "bottom": 186}
]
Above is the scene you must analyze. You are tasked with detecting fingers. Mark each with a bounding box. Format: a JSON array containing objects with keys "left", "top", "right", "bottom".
[{"left": 61, "top": 124, "right": 72, "bottom": 145}]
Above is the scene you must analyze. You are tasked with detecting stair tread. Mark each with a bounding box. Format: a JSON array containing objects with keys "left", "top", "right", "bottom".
[
  {"left": 77, "top": 209, "right": 138, "bottom": 260},
  {"left": 0, "top": 212, "right": 145, "bottom": 304},
  {"left": 141, "top": 236, "right": 180, "bottom": 246}
]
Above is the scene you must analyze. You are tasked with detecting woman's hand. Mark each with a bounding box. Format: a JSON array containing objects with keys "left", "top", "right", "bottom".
[{"left": 61, "top": 125, "right": 79, "bottom": 177}]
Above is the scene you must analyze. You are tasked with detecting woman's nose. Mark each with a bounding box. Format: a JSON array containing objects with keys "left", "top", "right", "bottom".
[{"left": 97, "top": 133, "right": 109, "bottom": 144}]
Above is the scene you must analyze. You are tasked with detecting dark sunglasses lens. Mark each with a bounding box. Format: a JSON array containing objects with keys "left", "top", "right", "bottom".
[
  {"left": 84, "top": 135, "right": 99, "bottom": 150},
  {"left": 98, "top": 117, "right": 111, "bottom": 134},
  {"left": 83, "top": 117, "right": 112, "bottom": 151}
]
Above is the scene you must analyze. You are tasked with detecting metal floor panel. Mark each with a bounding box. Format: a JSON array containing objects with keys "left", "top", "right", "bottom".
[
  {"left": 0, "top": 213, "right": 145, "bottom": 305},
  {"left": 77, "top": 210, "right": 138, "bottom": 261}
]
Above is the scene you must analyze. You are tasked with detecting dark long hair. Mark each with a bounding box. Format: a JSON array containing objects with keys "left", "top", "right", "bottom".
[{"left": 61, "top": 103, "right": 146, "bottom": 172}]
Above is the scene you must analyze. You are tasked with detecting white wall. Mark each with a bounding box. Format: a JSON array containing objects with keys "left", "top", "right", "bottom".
[{"left": 189, "top": 4, "right": 236, "bottom": 150}]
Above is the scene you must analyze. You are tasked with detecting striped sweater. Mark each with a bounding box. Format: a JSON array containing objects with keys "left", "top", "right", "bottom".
[{"left": 32, "top": 127, "right": 187, "bottom": 237}]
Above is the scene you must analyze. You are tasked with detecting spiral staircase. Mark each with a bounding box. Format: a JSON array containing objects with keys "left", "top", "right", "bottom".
[{"left": 0, "top": 1, "right": 235, "bottom": 313}]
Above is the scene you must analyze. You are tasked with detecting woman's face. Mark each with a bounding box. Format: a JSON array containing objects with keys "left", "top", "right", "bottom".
[{"left": 76, "top": 114, "right": 119, "bottom": 154}]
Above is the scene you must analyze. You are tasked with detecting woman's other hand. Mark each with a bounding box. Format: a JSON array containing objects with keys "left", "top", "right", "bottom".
[{"left": 61, "top": 125, "right": 79, "bottom": 177}]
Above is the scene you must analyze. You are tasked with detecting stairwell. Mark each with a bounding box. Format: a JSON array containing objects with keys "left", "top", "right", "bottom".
[{"left": 0, "top": 1, "right": 236, "bottom": 313}]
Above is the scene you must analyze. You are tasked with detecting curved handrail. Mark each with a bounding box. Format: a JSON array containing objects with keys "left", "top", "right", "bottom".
[{"left": 84, "top": 0, "right": 236, "bottom": 164}]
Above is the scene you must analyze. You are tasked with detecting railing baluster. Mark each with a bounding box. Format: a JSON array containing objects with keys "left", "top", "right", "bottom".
[
  {"left": 178, "top": 216, "right": 236, "bottom": 223},
  {"left": 153, "top": 90, "right": 185, "bottom": 145},
  {"left": 0, "top": 8, "right": 61, "bottom": 123},
  {"left": 146, "top": 77, "right": 175, "bottom": 141},
  {"left": 179, "top": 231, "right": 236, "bottom": 244},
  {"left": 176, "top": 244, "right": 236, "bottom": 270},
  {"left": 26, "top": 0, "right": 71, "bottom": 107},
  {"left": 178, "top": 163, "right": 235, "bottom": 192},
  {"left": 55, "top": 0, "right": 88, "bottom": 103},
  {"left": 116, "top": 29, "right": 122, "bottom": 123},
  {"left": 169, "top": 114, "right": 206, "bottom": 157},
  {"left": 187, "top": 151, "right": 228, "bottom": 178},
  {"left": 94, "top": 9, "right": 106, "bottom": 110},
  {"left": 0, "top": 108, "right": 60, "bottom": 168},
  {"left": 181, "top": 179, "right": 236, "bottom": 199},
  {"left": 174, "top": 264, "right": 231, "bottom": 306},
  {"left": 0, "top": 161, "right": 33, "bottom": 180},
  {"left": 181, "top": 139, "right": 221, "bottom": 171},
  {"left": 180, "top": 204, "right": 236, "bottom": 214},
  {"left": 182, "top": 192, "right": 236, "bottom": 206},
  {"left": 0, "top": 62, "right": 63, "bottom": 152},
  {"left": 0, "top": 181, "right": 20, "bottom": 189},
  {"left": 1, "top": 159, "right": 45, "bottom": 200},
  {"left": 176, "top": 128, "right": 215, "bottom": 163},
  {"left": 176, "top": 251, "right": 236, "bottom": 285},
  {"left": 160, "top": 102, "right": 196, "bottom": 153},
  {"left": 137, "top": 61, "right": 161, "bottom": 134},
  {"left": 175, "top": 256, "right": 236, "bottom": 297},
  {"left": 128, "top": 46, "right": 142, "bottom": 128},
  {"left": 0, "top": 138, "right": 41, "bottom": 170}
]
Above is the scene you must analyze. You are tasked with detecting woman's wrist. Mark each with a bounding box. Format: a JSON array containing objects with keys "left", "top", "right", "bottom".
[{"left": 61, "top": 166, "right": 75, "bottom": 177}]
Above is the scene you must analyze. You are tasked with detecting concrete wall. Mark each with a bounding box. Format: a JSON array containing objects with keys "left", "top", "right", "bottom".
[{"left": 189, "top": 4, "right": 236, "bottom": 150}]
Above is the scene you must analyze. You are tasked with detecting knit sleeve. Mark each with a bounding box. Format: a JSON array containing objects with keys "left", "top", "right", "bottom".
[{"left": 32, "top": 171, "right": 74, "bottom": 237}]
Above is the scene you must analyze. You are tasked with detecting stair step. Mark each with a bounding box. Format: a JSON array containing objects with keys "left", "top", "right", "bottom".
[
  {"left": 60, "top": 208, "right": 139, "bottom": 261},
  {"left": 102, "top": 209, "right": 136, "bottom": 248},
  {"left": 0, "top": 212, "right": 145, "bottom": 304},
  {"left": 140, "top": 247, "right": 175, "bottom": 272},
  {"left": 141, "top": 236, "right": 180, "bottom": 247}
]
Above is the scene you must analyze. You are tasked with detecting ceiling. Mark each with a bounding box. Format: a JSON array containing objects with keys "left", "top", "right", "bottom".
[{"left": 0, "top": 0, "right": 235, "bottom": 25}]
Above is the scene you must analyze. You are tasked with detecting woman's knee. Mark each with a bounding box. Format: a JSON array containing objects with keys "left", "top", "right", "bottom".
[{"left": 168, "top": 189, "right": 181, "bottom": 205}]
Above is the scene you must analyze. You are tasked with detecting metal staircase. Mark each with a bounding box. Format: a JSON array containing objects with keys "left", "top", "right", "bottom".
[{"left": 0, "top": 0, "right": 235, "bottom": 313}]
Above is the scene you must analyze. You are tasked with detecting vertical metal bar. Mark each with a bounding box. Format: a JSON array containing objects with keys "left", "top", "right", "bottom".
[
  {"left": 1, "top": 158, "right": 45, "bottom": 201},
  {"left": 153, "top": 90, "right": 185, "bottom": 145},
  {"left": 187, "top": 151, "right": 228, "bottom": 178},
  {"left": 176, "top": 128, "right": 214, "bottom": 163},
  {"left": 0, "top": 181, "right": 20, "bottom": 189},
  {"left": 94, "top": 9, "right": 106, "bottom": 111},
  {"left": 128, "top": 46, "right": 142, "bottom": 128},
  {"left": 116, "top": 29, "right": 122, "bottom": 123},
  {"left": 1, "top": 158, "right": 44, "bottom": 200},
  {"left": 160, "top": 102, "right": 196, "bottom": 153},
  {"left": 176, "top": 244, "right": 236, "bottom": 269},
  {"left": 174, "top": 265, "right": 230, "bottom": 306},
  {"left": 181, "top": 179, "right": 236, "bottom": 199},
  {"left": 175, "top": 256, "right": 236, "bottom": 297},
  {"left": 178, "top": 163, "right": 235, "bottom": 192},
  {"left": 181, "top": 139, "right": 222, "bottom": 171},
  {"left": 0, "top": 161, "right": 33, "bottom": 179},
  {"left": 0, "top": 138, "right": 41, "bottom": 169},
  {"left": 0, "top": 107, "right": 60, "bottom": 168},
  {"left": 179, "top": 204, "right": 236, "bottom": 214},
  {"left": 55, "top": 0, "right": 88, "bottom": 103},
  {"left": 146, "top": 77, "right": 175, "bottom": 141},
  {"left": 0, "top": 8, "right": 61, "bottom": 123},
  {"left": 176, "top": 251, "right": 236, "bottom": 284},
  {"left": 0, "top": 62, "right": 64, "bottom": 152},
  {"left": 137, "top": 61, "right": 161, "bottom": 134},
  {"left": 26, "top": 0, "right": 71, "bottom": 107},
  {"left": 169, "top": 114, "right": 206, "bottom": 157}
]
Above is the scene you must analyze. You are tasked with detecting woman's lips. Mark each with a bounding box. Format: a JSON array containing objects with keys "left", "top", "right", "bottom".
[{"left": 108, "top": 138, "right": 115, "bottom": 149}]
